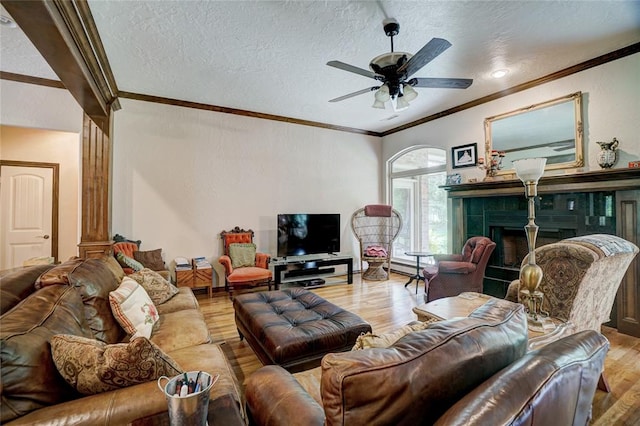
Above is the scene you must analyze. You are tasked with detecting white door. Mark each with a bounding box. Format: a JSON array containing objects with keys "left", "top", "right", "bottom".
[{"left": 0, "top": 165, "right": 53, "bottom": 269}]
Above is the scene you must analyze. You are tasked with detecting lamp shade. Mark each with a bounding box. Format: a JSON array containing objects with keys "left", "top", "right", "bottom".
[
  {"left": 375, "top": 84, "right": 390, "bottom": 102},
  {"left": 372, "top": 99, "right": 386, "bottom": 109},
  {"left": 396, "top": 95, "right": 409, "bottom": 110},
  {"left": 403, "top": 84, "right": 418, "bottom": 102},
  {"left": 513, "top": 158, "right": 547, "bottom": 183}
]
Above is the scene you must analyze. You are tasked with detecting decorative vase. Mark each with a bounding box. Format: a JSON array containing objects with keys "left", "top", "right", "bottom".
[{"left": 597, "top": 138, "right": 619, "bottom": 169}]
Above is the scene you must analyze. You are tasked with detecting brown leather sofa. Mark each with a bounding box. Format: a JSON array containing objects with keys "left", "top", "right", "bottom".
[
  {"left": 0, "top": 258, "right": 244, "bottom": 425},
  {"left": 245, "top": 299, "right": 608, "bottom": 426}
]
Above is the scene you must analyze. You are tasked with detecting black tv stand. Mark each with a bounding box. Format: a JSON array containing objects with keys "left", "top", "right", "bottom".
[{"left": 271, "top": 253, "right": 353, "bottom": 289}]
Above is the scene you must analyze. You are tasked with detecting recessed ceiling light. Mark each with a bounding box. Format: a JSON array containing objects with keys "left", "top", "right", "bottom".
[
  {"left": 491, "top": 69, "right": 509, "bottom": 79},
  {"left": 0, "top": 15, "right": 17, "bottom": 28}
]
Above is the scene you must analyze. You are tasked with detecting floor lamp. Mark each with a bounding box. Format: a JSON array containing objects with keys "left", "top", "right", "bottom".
[{"left": 513, "top": 158, "right": 550, "bottom": 330}]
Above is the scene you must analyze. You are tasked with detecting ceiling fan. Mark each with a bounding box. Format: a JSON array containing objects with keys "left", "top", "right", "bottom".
[{"left": 327, "top": 18, "right": 473, "bottom": 111}]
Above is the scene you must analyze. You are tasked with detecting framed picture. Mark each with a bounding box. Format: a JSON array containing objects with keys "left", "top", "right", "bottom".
[{"left": 451, "top": 143, "right": 478, "bottom": 169}]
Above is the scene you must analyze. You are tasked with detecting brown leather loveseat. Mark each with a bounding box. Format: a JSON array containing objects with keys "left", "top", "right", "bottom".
[
  {"left": 245, "top": 299, "right": 608, "bottom": 425},
  {"left": 0, "top": 257, "right": 243, "bottom": 425}
]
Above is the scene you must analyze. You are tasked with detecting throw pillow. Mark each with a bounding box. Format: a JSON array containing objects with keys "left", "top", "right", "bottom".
[
  {"left": 50, "top": 334, "right": 182, "bottom": 395},
  {"left": 364, "top": 245, "right": 388, "bottom": 258},
  {"left": 133, "top": 248, "right": 165, "bottom": 271},
  {"left": 109, "top": 277, "right": 159, "bottom": 338},
  {"left": 116, "top": 251, "right": 144, "bottom": 272},
  {"left": 229, "top": 243, "right": 257, "bottom": 268},
  {"left": 351, "top": 320, "right": 436, "bottom": 350},
  {"left": 129, "top": 268, "right": 179, "bottom": 305}
]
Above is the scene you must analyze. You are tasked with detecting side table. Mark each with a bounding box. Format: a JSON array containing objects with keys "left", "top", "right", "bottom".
[{"left": 404, "top": 251, "right": 432, "bottom": 294}]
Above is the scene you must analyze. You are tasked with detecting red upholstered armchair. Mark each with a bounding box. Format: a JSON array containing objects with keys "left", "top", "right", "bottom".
[
  {"left": 218, "top": 227, "right": 272, "bottom": 297},
  {"left": 423, "top": 236, "right": 496, "bottom": 302}
]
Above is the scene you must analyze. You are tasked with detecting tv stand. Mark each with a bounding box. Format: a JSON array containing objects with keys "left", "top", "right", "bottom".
[{"left": 271, "top": 253, "right": 353, "bottom": 289}]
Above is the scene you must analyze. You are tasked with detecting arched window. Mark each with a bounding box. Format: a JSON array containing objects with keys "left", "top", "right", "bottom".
[{"left": 388, "top": 146, "right": 448, "bottom": 262}]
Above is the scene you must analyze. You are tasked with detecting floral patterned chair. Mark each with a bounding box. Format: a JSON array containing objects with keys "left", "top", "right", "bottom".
[{"left": 505, "top": 233, "right": 638, "bottom": 391}]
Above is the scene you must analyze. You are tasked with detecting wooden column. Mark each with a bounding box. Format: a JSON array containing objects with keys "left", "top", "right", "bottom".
[
  {"left": 78, "top": 114, "right": 112, "bottom": 258},
  {"left": 617, "top": 190, "right": 640, "bottom": 337}
]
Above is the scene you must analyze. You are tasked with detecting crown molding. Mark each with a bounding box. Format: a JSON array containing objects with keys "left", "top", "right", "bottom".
[
  {"left": 118, "top": 91, "right": 382, "bottom": 137},
  {"left": 380, "top": 41, "right": 640, "bottom": 137}
]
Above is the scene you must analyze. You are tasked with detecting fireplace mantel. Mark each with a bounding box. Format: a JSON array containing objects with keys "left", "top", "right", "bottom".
[
  {"left": 442, "top": 168, "right": 640, "bottom": 198},
  {"left": 443, "top": 167, "right": 640, "bottom": 337}
]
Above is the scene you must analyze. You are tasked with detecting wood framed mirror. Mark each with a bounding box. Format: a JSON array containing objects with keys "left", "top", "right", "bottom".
[{"left": 484, "top": 92, "right": 584, "bottom": 176}]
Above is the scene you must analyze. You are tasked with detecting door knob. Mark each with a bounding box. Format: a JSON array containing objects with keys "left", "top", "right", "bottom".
[{"left": 41, "top": 235, "right": 50, "bottom": 239}]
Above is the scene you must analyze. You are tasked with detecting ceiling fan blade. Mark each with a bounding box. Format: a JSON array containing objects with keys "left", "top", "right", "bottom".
[
  {"left": 411, "top": 77, "right": 473, "bottom": 89},
  {"left": 398, "top": 38, "right": 452, "bottom": 78},
  {"left": 329, "top": 87, "right": 379, "bottom": 103},
  {"left": 327, "top": 61, "right": 379, "bottom": 80}
]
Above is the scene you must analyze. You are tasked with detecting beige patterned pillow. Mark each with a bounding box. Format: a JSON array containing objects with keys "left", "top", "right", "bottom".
[
  {"left": 51, "top": 334, "right": 182, "bottom": 395},
  {"left": 352, "top": 321, "right": 434, "bottom": 350},
  {"left": 109, "top": 277, "right": 159, "bottom": 338},
  {"left": 129, "top": 268, "right": 179, "bottom": 305}
]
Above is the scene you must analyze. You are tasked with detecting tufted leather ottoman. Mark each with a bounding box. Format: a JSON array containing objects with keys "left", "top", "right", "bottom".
[{"left": 233, "top": 288, "right": 372, "bottom": 372}]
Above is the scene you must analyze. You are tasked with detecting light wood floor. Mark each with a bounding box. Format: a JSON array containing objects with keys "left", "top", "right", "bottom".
[{"left": 195, "top": 272, "right": 640, "bottom": 425}]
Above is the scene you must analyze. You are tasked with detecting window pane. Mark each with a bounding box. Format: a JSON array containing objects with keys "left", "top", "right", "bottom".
[
  {"left": 390, "top": 147, "right": 448, "bottom": 264},
  {"left": 392, "top": 177, "right": 415, "bottom": 260},
  {"left": 391, "top": 147, "right": 446, "bottom": 173},
  {"left": 420, "top": 172, "right": 447, "bottom": 254}
]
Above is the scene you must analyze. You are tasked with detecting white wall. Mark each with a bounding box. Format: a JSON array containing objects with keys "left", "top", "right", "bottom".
[
  {"left": 382, "top": 53, "right": 640, "bottom": 185},
  {"left": 111, "top": 99, "right": 382, "bottom": 285},
  {"left": 0, "top": 126, "right": 80, "bottom": 261}
]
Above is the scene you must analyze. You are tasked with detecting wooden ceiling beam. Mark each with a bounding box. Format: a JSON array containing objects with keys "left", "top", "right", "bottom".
[{"left": 1, "top": 0, "right": 119, "bottom": 134}]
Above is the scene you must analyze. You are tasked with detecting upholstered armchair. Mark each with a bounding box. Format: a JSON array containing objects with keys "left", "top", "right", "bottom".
[
  {"left": 218, "top": 226, "right": 272, "bottom": 297},
  {"left": 423, "top": 236, "right": 496, "bottom": 302},
  {"left": 504, "top": 234, "right": 638, "bottom": 391},
  {"left": 506, "top": 234, "right": 638, "bottom": 337}
]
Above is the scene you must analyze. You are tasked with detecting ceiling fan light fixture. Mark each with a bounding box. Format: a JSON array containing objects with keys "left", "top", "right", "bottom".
[
  {"left": 375, "top": 84, "right": 391, "bottom": 102},
  {"left": 372, "top": 99, "right": 386, "bottom": 109},
  {"left": 395, "top": 95, "right": 410, "bottom": 111},
  {"left": 402, "top": 84, "right": 418, "bottom": 102}
]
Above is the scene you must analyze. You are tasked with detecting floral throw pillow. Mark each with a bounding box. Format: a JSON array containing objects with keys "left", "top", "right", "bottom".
[
  {"left": 109, "top": 277, "right": 159, "bottom": 338},
  {"left": 129, "top": 268, "right": 179, "bottom": 305},
  {"left": 51, "top": 334, "right": 182, "bottom": 395}
]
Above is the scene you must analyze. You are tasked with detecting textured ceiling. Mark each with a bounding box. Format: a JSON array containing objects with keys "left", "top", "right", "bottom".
[{"left": 2, "top": 1, "right": 639, "bottom": 133}]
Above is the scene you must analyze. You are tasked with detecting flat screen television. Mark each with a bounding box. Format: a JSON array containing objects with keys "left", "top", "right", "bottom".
[{"left": 277, "top": 214, "right": 340, "bottom": 257}]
